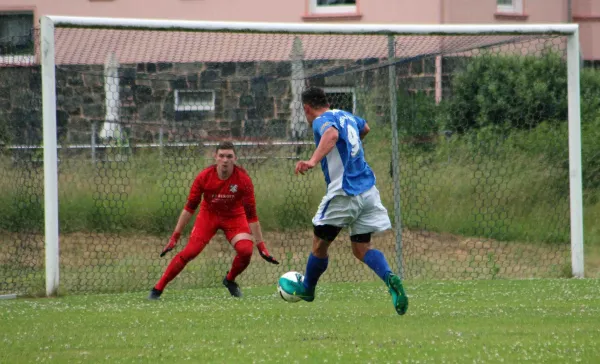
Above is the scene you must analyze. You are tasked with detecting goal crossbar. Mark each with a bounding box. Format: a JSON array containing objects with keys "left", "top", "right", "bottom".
[{"left": 45, "top": 15, "right": 579, "bottom": 35}]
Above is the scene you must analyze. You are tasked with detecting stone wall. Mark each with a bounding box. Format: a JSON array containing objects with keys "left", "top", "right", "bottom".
[
  {"left": 56, "top": 65, "right": 107, "bottom": 144},
  {"left": 119, "top": 60, "right": 294, "bottom": 143},
  {"left": 0, "top": 57, "right": 446, "bottom": 146},
  {"left": 0, "top": 66, "right": 42, "bottom": 145}
]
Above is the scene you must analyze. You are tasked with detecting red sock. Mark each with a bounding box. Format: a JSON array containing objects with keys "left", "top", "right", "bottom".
[
  {"left": 226, "top": 239, "right": 253, "bottom": 281},
  {"left": 155, "top": 236, "right": 207, "bottom": 291},
  {"left": 155, "top": 254, "right": 187, "bottom": 291}
]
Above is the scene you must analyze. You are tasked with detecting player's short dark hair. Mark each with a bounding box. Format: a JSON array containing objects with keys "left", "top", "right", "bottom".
[
  {"left": 216, "top": 141, "right": 236, "bottom": 154},
  {"left": 302, "top": 86, "right": 329, "bottom": 109}
]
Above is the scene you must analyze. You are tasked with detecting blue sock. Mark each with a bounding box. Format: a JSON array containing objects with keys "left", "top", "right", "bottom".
[
  {"left": 363, "top": 249, "right": 392, "bottom": 282},
  {"left": 303, "top": 253, "right": 328, "bottom": 291}
]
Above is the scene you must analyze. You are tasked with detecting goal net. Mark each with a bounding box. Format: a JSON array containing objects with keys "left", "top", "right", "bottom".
[{"left": 0, "top": 18, "right": 584, "bottom": 296}]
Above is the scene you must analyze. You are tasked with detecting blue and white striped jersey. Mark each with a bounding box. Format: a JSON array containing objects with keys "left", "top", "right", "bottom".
[{"left": 312, "top": 109, "right": 375, "bottom": 197}]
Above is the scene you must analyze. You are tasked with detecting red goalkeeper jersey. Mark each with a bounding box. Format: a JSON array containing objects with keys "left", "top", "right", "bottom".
[{"left": 184, "top": 165, "right": 258, "bottom": 223}]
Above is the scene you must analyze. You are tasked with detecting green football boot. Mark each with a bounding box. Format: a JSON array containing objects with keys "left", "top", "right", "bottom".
[
  {"left": 279, "top": 273, "right": 315, "bottom": 302},
  {"left": 386, "top": 273, "right": 408, "bottom": 315}
]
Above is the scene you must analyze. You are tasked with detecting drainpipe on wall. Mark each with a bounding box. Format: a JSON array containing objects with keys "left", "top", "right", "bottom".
[
  {"left": 566, "top": 0, "right": 585, "bottom": 67},
  {"left": 435, "top": 0, "right": 444, "bottom": 104}
]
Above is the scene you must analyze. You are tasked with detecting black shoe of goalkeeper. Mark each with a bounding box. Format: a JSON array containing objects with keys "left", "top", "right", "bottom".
[
  {"left": 148, "top": 288, "right": 162, "bottom": 300},
  {"left": 223, "top": 276, "right": 243, "bottom": 298}
]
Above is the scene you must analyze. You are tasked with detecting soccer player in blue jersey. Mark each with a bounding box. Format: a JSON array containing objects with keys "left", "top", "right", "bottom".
[{"left": 287, "top": 86, "right": 408, "bottom": 315}]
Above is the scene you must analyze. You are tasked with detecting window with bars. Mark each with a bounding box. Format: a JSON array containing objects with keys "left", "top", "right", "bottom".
[
  {"left": 311, "top": 0, "right": 357, "bottom": 14},
  {"left": 497, "top": 0, "right": 523, "bottom": 13},
  {"left": 174, "top": 90, "right": 216, "bottom": 111},
  {"left": 0, "top": 12, "right": 34, "bottom": 56}
]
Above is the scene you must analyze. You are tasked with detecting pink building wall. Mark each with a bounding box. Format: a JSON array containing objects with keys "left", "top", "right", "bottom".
[
  {"left": 444, "top": 0, "right": 567, "bottom": 23},
  {"left": 350, "top": 0, "right": 441, "bottom": 23},
  {"left": 572, "top": 0, "right": 600, "bottom": 61},
  {"left": 0, "top": 0, "right": 598, "bottom": 59},
  {"left": 443, "top": 0, "right": 600, "bottom": 60},
  {"left": 0, "top": 0, "right": 305, "bottom": 23},
  {"left": 0, "top": 0, "right": 441, "bottom": 23}
]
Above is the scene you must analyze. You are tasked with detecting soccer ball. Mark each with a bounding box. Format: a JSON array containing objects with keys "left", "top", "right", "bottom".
[{"left": 277, "top": 271, "right": 304, "bottom": 303}]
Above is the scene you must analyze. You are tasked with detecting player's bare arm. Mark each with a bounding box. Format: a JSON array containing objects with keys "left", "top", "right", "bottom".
[
  {"left": 295, "top": 127, "right": 339, "bottom": 175},
  {"left": 360, "top": 122, "right": 370, "bottom": 140}
]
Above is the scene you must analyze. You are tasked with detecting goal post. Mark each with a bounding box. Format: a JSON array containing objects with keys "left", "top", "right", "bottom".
[
  {"left": 566, "top": 27, "right": 584, "bottom": 279},
  {"left": 31, "top": 16, "right": 585, "bottom": 296},
  {"left": 41, "top": 16, "right": 60, "bottom": 296}
]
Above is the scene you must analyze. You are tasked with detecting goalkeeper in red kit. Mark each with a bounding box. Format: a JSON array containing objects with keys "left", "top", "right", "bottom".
[{"left": 148, "top": 141, "right": 279, "bottom": 300}]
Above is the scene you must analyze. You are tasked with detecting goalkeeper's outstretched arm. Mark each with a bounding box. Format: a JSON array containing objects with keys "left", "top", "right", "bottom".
[
  {"left": 160, "top": 171, "right": 204, "bottom": 257},
  {"left": 173, "top": 209, "right": 194, "bottom": 236},
  {"left": 249, "top": 221, "right": 264, "bottom": 244},
  {"left": 160, "top": 209, "right": 194, "bottom": 257},
  {"left": 250, "top": 221, "right": 279, "bottom": 264}
]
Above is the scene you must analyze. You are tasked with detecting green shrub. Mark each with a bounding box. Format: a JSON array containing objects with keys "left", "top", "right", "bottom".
[
  {"left": 445, "top": 52, "right": 568, "bottom": 133},
  {"left": 443, "top": 54, "right": 600, "bottom": 191},
  {"left": 397, "top": 90, "right": 440, "bottom": 137}
]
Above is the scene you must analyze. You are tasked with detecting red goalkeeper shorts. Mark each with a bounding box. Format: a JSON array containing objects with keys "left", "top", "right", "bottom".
[{"left": 190, "top": 208, "right": 251, "bottom": 244}]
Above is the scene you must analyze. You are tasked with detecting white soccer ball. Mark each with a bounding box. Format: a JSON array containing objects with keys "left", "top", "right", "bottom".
[{"left": 277, "top": 271, "right": 304, "bottom": 303}]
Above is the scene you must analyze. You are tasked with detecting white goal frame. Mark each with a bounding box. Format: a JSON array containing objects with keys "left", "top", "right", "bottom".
[{"left": 40, "top": 16, "right": 584, "bottom": 296}]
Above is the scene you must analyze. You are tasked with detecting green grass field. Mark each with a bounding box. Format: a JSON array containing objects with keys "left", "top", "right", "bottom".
[{"left": 1, "top": 279, "right": 599, "bottom": 363}]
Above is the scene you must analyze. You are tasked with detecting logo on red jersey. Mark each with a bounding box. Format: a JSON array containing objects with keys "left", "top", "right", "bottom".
[{"left": 229, "top": 184, "right": 238, "bottom": 193}]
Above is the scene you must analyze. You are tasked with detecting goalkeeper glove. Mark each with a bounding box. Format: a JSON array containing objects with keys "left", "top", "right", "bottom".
[
  {"left": 160, "top": 232, "right": 181, "bottom": 257},
  {"left": 256, "top": 241, "right": 279, "bottom": 265}
]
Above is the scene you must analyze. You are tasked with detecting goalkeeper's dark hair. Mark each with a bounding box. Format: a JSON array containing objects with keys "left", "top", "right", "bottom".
[
  {"left": 302, "top": 86, "right": 329, "bottom": 109},
  {"left": 216, "top": 141, "right": 236, "bottom": 154}
]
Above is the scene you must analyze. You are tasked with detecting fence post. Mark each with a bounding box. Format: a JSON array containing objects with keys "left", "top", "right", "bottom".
[
  {"left": 388, "top": 35, "right": 404, "bottom": 279},
  {"left": 91, "top": 121, "right": 96, "bottom": 164},
  {"left": 159, "top": 126, "right": 164, "bottom": 164},
  {"left": 290, "top": 36, "right": 306, "bottom": 152}
]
